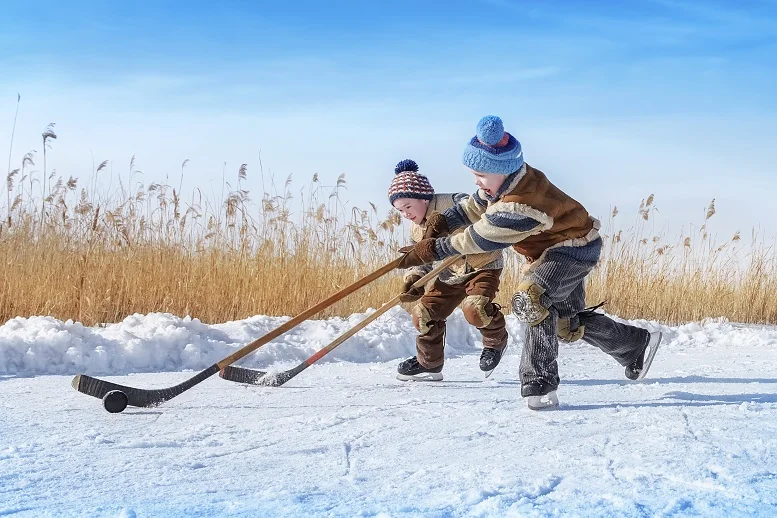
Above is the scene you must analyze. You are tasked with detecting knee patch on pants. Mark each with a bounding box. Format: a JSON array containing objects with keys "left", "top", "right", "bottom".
[
  {"left": 412, "top": 304, "right": 433, "bottom": 335},
  {"left": 557, "top": 318, "right": 585, "bottom": 343},
  {"left": 462, "top": 295, "right": 497, "bottom": 328},
  {"left": 511, "top": 279, "right": 550, "bottom": 326}
]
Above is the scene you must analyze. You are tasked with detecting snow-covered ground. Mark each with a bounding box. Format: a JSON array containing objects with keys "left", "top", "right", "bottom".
[{"left": 2, "top": 309, "right": 777, "bottom": 517}]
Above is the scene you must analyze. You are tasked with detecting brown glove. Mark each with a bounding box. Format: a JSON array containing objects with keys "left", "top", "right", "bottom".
[
  {"left": 399, "top": 275, "right": 424, "bottom": 303},
  {"left": 423, "top": 212, "right": 450, "bottom": 239},
  {"left": 396, "top": 238, "right": 438, "bottom": 269}
]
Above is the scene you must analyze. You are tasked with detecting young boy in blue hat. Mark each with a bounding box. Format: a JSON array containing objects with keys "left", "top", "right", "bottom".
[
  {"left": 396, "top": 116, "right": 661, "bottom": 409},
  {"left": 389, "top": 159, "right": 507, "bottom": 380}
]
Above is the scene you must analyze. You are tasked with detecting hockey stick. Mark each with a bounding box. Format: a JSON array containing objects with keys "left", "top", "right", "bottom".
[
  {"left": 220, "top": 255, "right": 461, "bottom": 387},
  {"left": 71, "top": 257, "right": 404, "bottom": 412}
]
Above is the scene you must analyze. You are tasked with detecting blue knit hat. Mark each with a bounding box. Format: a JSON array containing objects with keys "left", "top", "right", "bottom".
[
  {"left": 462, "top": 115, "right": 524, "bottom": 175},
  {"left": 388, "top": 159, "right": 435, "bottom": 205}
]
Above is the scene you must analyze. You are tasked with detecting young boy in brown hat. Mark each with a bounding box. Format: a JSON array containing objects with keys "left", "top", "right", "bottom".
[
  {"left": 395, "top": 117, "right": 661, "bottom": 408},
  {"left": 389, "top": 159, "right": 507, "bottom": 381}
]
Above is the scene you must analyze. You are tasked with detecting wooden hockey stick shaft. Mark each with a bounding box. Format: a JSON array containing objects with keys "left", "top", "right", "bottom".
[{"left": 220, "top": 255, "right": 462, "bottom": 386}]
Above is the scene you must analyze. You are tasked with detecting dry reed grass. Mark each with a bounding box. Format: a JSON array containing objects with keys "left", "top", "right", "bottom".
[
  {"left": 2, "top": 122, "right": 776, "bottom": 326},
  {"left": 587, "top": 197, "right": 777, "bottom": 324}
]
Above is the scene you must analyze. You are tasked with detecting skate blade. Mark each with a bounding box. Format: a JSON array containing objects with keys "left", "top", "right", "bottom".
[
  {"left": 636, "top": 332, "right": 662, "bottom": 381},
  {"left": 396, "top": 372, "right": 443, "bottom": 382},
  {"left": 527, "top": 391, "right": 559, "bottom": 410}
]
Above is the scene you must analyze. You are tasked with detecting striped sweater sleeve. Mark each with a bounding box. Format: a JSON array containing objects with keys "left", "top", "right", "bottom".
[
  {"left": 435, "top": 201, "right": 554, "bottom": 257},
  {"left": 442, "top": 190, "right": 489, "bottom": 231}
]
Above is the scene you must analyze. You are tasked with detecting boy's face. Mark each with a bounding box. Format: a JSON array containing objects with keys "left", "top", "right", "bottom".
[
  {"left": 471, "top": 170, "right": 507, "bottom": 197},
  {"left": 393, "top": 197, "right": 430, "bottom": 224}
]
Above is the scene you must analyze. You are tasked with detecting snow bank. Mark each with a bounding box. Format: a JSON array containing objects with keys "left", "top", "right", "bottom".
[
  {"left": 1, "top": 307, "right": 775, "bottom": 376},
  {"left": 0, "top": 308, "right": 487, "bottom": 376}
]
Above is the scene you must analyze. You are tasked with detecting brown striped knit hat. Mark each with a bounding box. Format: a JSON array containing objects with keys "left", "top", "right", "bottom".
[{"left": 388, "top": 159, "right": 434, "bottom": 205}]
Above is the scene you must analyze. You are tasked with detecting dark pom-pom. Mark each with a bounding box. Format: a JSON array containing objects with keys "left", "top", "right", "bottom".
[{"left": 394, "top": 159, "right": 419, "bottom": 175}]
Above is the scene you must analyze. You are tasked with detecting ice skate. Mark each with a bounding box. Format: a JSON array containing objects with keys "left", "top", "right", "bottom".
[
  {"left": 521, "top": 380, "right": 559, "bottom": 410},
  {"left": 625, "top": 331, "right": 662, "bottom": 381},
  {"left": 396, "top": 356, "right": 443, "bottom": 381}
]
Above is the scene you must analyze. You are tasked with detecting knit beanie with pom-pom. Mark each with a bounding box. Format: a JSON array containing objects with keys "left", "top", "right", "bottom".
[
  {"left": 388, "top": 159, "right": 435, "bottom": 205},
  {"left": 462, "top": 115, "right": 524, "bottom": 175}
]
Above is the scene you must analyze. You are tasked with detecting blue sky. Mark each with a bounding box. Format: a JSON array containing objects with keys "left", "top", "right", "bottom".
[{"left": 1, "top": 0, "right": 776, "bottom": 241}]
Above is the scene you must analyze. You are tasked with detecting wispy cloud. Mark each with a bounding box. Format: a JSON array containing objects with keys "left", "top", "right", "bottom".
[
  {"left": 396, "top": 67, "right": 562, "bottom": 89},
  {"left": 648, "top": 0, "right": 777, "bottom": 31}
]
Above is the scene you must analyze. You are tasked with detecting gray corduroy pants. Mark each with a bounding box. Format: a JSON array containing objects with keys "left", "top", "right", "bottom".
[{"left": 518, "top": 239, "right": 649, "bottom": 390}]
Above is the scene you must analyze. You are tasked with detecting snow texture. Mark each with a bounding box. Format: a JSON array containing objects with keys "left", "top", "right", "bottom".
[
  {"left": 1, "top": 309, "right": 777, "bottom": 516},
  {"left": 0, "top": 307, "right": 530, "bottom": 376}
]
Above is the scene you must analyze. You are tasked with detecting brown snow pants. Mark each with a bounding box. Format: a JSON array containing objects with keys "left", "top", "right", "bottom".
[{"left": 412, "top": 269, "right": 507, "bottom": 369}]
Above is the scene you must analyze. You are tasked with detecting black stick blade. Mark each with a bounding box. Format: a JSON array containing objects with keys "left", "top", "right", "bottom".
[
  {"left": 71, "top": 364, "right": 220, "bottom": 408},
  {"left": 72, "top": 374, "right": 160, "bottom": 407},
  {"left": 220, "top": 365, "right": 298, "bottom": 387},
  {"left": 219, "top": 365, "right": 267, "bottom": 384}
]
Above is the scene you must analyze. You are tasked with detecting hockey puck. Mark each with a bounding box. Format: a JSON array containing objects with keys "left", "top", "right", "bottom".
[{"left": 103, "top": 390, "right": 128, "bottom": 413}]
